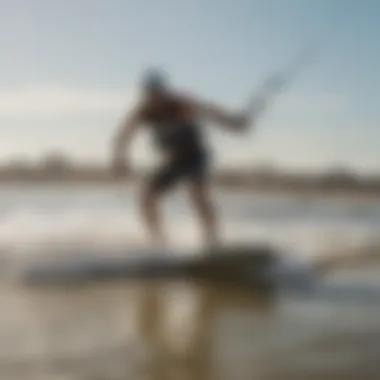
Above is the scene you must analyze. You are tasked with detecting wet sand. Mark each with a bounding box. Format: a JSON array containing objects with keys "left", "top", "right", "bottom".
[{"left": 1, "top": 267, "right": 380, "bottom": 380}]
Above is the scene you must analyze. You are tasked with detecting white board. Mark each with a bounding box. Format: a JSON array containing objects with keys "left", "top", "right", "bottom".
[
  {"left": 23, "top": 254, "right": 196, "bottom": 285},
  {"left": 21, "top": 244, "right": 317, "bottom": 290}
]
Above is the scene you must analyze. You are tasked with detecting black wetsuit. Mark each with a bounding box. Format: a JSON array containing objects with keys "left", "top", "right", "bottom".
[{"left": 142, "top": 96, "right": 209, "bottom": 193}]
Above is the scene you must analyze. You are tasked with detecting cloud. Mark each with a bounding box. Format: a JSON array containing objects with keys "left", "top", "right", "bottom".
[
  {"left": 0, "top": 82, "right": 346, "bottom": 120},
  {"left": 0, "top": 84, "right": 135, "bottom": 118}
]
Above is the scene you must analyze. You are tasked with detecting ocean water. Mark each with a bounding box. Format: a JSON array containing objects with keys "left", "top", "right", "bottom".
[{"left": 0, "top": 184, "right": 380, "bottom": 379}]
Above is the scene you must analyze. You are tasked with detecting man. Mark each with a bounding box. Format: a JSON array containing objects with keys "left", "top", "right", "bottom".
[{"left": 111, "top": 69, "right": 253, "bottom": 248}]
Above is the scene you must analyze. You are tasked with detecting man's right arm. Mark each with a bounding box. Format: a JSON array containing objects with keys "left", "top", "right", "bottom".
[
  {"left": 111, "top": 109, "right": 142, "bottom": 177},
  {"left": 112, "top": 107, "right": 143, "bottom": 159}
]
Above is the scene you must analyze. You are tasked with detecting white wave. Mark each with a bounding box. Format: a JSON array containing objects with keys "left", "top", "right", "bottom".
[
  {"left": 0, "top": 208, "right": 376, "bottom": 259},
  {"left": 0, "top": 188, "right": 378, "bottom": 271}
]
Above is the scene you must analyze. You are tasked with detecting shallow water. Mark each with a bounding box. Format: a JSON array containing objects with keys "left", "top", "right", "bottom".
[
  {"left": 2, "top": 277, "right": 380, "bottom": 380},
  {"left": 0, "top": 184, "right": 380, "bottom": 379}
]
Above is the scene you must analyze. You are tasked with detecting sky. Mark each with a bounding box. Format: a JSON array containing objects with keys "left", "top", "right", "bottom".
[{"left": 0, "top": 0, "right": 379, "bottom": 173}]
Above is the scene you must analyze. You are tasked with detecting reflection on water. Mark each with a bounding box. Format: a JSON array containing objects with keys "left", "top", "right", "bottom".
[{"left": 0, "top": 276, "right": 380, "bottom": 380}]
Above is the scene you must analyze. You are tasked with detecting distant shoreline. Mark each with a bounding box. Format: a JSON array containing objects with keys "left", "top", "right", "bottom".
[
  {"left": 4, "top": 152, "right": 380, "bottom": 201},
  {"left": 1, "top": 178, "right": 380, "bottom": 200}
]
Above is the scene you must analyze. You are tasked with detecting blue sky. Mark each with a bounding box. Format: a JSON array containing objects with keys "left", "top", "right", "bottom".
[{"left": 0, "top": 0, "right": 379, "bottom": 172}]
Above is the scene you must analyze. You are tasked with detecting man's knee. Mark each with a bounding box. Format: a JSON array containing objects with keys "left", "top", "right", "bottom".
[
  {"left": 141, "top": 184, "right": 158, "bottom": 209},
  {"left": 188, "top": 182, "right": 212, "bottom": 209}
]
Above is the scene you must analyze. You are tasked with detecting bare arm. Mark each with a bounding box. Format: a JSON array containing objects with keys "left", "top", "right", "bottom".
[
  {"left": 112, "top": 107, "right": 143, "bottom": 162},
  {"left": 184, "top": 95, "right": 252, "bottom": 132}
]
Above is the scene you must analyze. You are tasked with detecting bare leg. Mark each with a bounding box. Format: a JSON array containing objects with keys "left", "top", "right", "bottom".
[
  {"left": 187, "top": 180, "right": 219, "bottom": 248},
  {"left": 141, "top": 187, "right": 166, "bottom": 247}
]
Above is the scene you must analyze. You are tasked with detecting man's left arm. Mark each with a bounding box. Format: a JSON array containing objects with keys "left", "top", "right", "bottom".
[{"left": 181, "top": 94, "right": 253, "bottom": 132}]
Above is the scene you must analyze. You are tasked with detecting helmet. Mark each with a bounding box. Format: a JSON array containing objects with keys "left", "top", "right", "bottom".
[{"left": 141, "top": 68, "right": 168, "bottom": 91}]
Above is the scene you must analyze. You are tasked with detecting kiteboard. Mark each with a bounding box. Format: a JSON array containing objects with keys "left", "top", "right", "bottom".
[{"left": 22, "top": 244, "right": 277, "bottom": 288}]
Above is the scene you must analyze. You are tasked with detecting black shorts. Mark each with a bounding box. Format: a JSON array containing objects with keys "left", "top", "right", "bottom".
[{"left": 148, "top": 150, "right": 209, "bottom": 193}]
